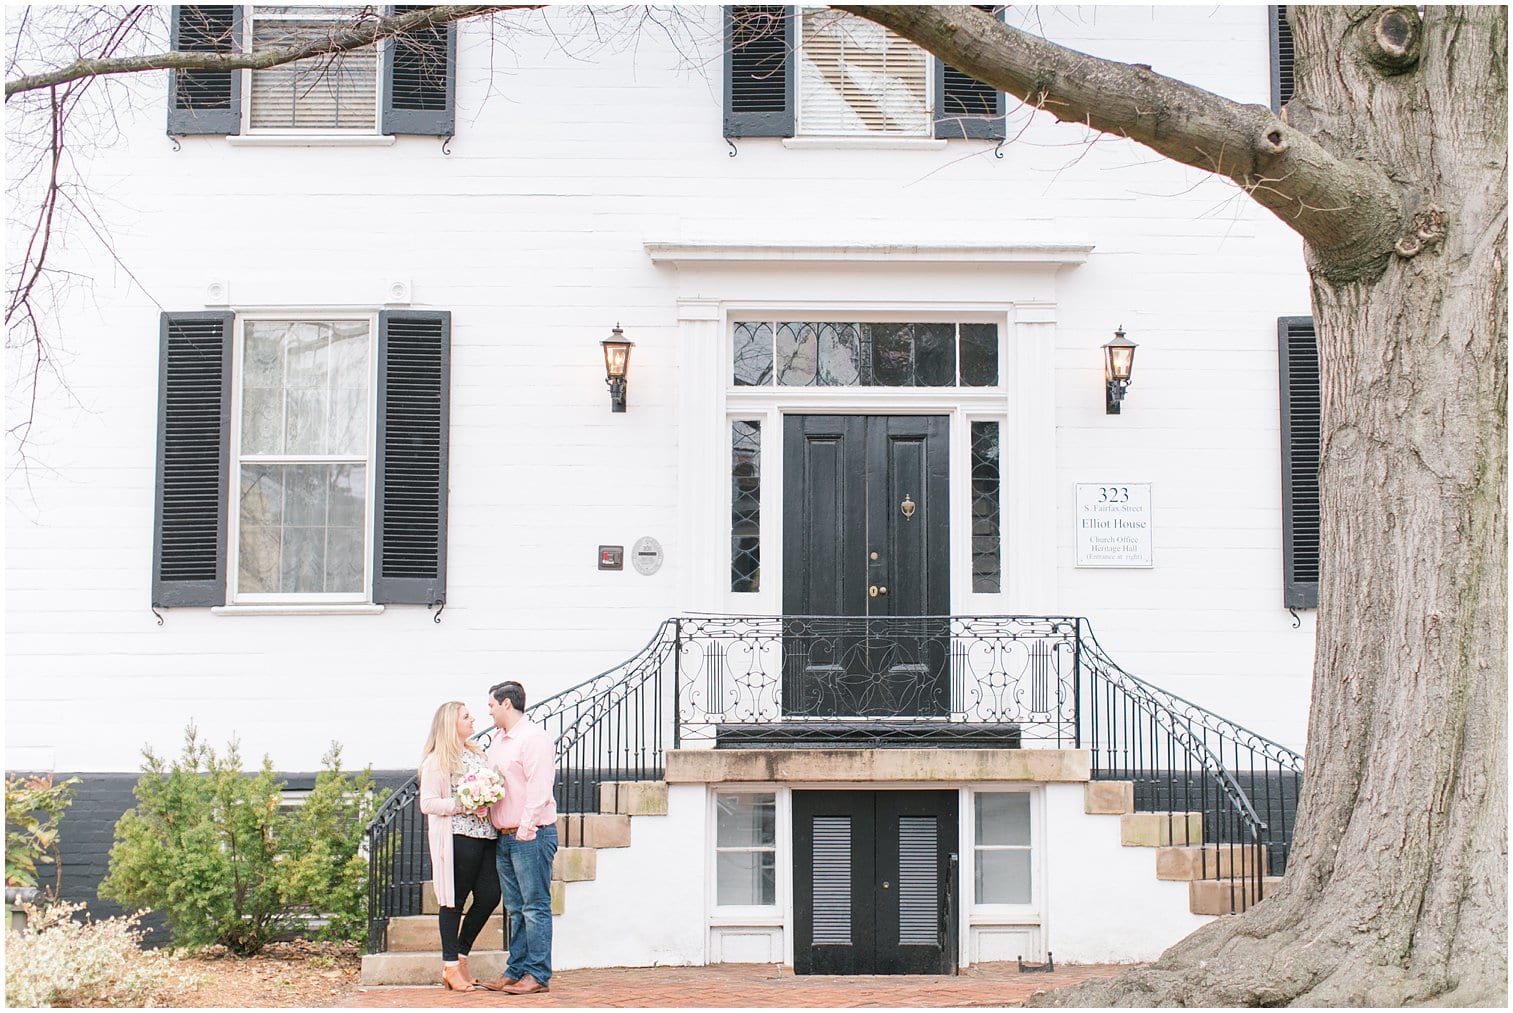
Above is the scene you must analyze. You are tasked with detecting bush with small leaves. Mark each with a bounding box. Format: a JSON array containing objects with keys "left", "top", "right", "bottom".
[
  {"left": 99, "top": 726, "right": 386, "bottom": 955},
  {"left": 4, "top": 900, "right": 202, "bottom": 1008},
  {"left": 5, "top": 772, "right": 81, "bottom": 895}
]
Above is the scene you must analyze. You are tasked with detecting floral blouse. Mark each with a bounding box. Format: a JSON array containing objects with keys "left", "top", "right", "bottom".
[{"left": 450, "top": 751, "right": 500, "bottom": 840}]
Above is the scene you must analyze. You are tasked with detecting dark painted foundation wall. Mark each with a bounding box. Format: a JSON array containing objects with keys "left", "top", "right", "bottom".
[{"left": 27, "top": 770, "right": 415, "bottom": 945}]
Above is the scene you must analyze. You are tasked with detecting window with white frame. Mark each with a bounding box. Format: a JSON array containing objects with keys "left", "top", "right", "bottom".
[
  {"left": 235, "top": 317, "right": 373, "bottom": 600},
  {"left": 246, "top": 6, "right": 380, "bottom": 133},
  {"left": 974, "top": 792, "right": 1032, "bottom": 904},
  {"left": 715, "top": 793, "right": 777, "bottom": 906},
  {"left": 798, "top": 7, "right": 929, "bottom": 137}
]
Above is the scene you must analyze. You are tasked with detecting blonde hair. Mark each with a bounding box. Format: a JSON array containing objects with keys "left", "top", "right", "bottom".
[{"left": 419, "top": 701, "right": 485, "bottom": 776}]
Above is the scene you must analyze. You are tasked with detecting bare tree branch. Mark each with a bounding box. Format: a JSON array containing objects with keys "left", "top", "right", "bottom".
[
  {"left": 5, "top": 5, "right": 536, "bottom": 98},
  {"left": 836, "top": 4, "right": 1407, "bottom": 279}
]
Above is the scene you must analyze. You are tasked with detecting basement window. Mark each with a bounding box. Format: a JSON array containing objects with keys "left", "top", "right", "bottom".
[{"left": 715, "top": 792, "right": 777, "bottom": 907}]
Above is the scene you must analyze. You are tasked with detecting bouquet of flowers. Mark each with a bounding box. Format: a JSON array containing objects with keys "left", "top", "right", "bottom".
[{"left": 454, "top": 767, "right": 506, "bottom": 812}]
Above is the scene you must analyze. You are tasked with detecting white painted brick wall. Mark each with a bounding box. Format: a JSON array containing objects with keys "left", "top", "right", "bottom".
[{"left": 5, "top": 6, "right": 1314, "bottom": 773}]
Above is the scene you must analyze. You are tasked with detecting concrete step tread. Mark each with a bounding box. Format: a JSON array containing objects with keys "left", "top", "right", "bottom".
[{"left": 361, "top": 951, "right": 510, "bottom": 986}]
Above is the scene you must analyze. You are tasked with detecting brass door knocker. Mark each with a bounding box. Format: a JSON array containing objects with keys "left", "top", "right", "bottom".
[{"left": 901, "top": 493, "right": 916, "bottom": 520}]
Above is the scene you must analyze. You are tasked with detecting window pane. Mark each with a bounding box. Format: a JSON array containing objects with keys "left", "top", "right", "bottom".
[
  {"left": 733, "top": 322, "right": 774, "bottom": 386},
  {"left": 238, "top": 463, "right": 366, "bottom": 595},
  {"left": 816, "top": 323, "right": 862, "bottom": 386},
  {"left": 717, "top": 850, "right": 776, "bottom": 906},
  {"left": 914, "top": 323, "right": 956, "bottom": 386},
  {"left": 776, "top": 322, "right": 819, "bottom": 385},
  {"left": 975, "top": 849, "right": 1031, "bottom": 904},
  {"left": 960, "top": 324, "right": 999, "bottom": 386},
  {"left": 249, "top": 11, "right": 377, "bottom": 131},
  {"left": 867, "top": 322, "right": 913, "bottom": 385},
  {"left": 976, "top": 792, "right": 1031, "bottom": 846},
  {"left": 242, "top": 320, "right": 369, "bottom": 456},
  {"left": 717, "top": 793, "right": 776, "bottom": 847},
  {"left": 799, "top": 9, "right": 929, "bottom": 137},
  {"left": 970, "top": 421, "right": 1001, "bottom": 593},
  {"left": 731, "top": 422, "right": 762, "bottom": 593}
]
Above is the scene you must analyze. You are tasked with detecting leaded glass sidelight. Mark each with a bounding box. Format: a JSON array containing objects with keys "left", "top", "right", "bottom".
[
  {"left": 731, "top": 321, "right": 998, "bottom": 387},
  {"left": 970, "top": 421, "right": 1001, "bottom": 592},
  {"left": 731, "top": 421, "right": 762, "bottom": 592}
]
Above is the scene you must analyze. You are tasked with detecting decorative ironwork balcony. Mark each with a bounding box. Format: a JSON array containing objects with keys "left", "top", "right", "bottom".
[{"left": 674, "top": 615, "right": 1079, "bottom": 747}]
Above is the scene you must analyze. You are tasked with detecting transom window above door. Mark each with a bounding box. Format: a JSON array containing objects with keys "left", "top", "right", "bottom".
[{"left": 732, "top": 321, "right": 999, "bottom": 387}]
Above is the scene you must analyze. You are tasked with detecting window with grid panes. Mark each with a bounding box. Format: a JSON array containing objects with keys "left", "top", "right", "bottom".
[
  {"left": 798, "top": 7, "right": 929, "bottom": 137},
  {"left": 732, "top": 321, "right": 998, "bottom": 388},
  {"left": 247, "top": 6, "right": 379, "bottom": 132},
  {"left": 715, "top": 793, "right": 777, "bottom": 906},
  {"left": 731, "top": 421, "right": 762, "bottom": 593},
  {"left": 236, "top": 317, "right": 372, "bottom": 600}
]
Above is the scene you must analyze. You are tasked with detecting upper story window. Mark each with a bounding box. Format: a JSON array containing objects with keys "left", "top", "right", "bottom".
[
  {"left": 724, "top": 5, "right": 1006, "bottom": 141},
  {"left": 246, "top": 6, "right": 380, "bottom": 133},
  {"left": 798, "top": 8, "right": 928, "bottom": 137},
  {"left": 166, "top": 5, "right": 456, "bottom": 139}
]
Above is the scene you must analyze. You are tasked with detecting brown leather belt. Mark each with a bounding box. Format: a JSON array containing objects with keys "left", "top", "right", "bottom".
[{"left": 499, "top": 826, "right": 519, "bottom": 836}]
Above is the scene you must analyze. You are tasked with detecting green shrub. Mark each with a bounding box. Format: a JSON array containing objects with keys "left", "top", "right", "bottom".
[
  {"left": 99, "top": 726, "right": 385, "bottom": 955},
  {"left": 4, "top": 900, "right": 202, "bottom": 1008},
  {"left": 5, "top": 772, "right": 81, "bottom": 895}
]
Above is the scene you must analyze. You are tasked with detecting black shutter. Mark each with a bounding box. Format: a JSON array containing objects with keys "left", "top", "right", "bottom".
[
  {"left": 934, "top": 6, "right": 1005, "bottom": 140},
  {"left": 724, "top": 6, "right": 794, "bottom": 138},
  {"left": 153, "top": 312, "right": 233, "bottom": 607},
  {"left": 382, "top": 5, "right": 456, "bottom": 135},
  {"left": 1269, "top": 5, "right": 1295, "bottom": 113},
  {"left": 1278, "top": 316, "right": 1320, "bottom": 609},
  {"left": 374, "top": 311, "right": 450, "bottom": 605},
  {"left": 167, "top": 6, "right": 242, "bottom": 135}
]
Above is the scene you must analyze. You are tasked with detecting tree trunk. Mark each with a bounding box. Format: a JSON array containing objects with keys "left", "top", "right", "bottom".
[{"left": 1029, "top": 6, "right": 1509, "bottom": 1005}]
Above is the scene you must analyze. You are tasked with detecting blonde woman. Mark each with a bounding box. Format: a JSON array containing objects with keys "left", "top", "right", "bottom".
[{"left": 419, "top": 701, "right": 504, "bottom": 991}]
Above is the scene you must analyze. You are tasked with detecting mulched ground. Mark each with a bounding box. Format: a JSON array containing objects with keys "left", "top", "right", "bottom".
[{"left": 169, "top": 940, "right": 361, "bottom": 1008}]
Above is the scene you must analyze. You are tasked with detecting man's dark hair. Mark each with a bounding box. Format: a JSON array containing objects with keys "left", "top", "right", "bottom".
[{"left": 489, "top": 680, "right": 526, "bottom": 712}]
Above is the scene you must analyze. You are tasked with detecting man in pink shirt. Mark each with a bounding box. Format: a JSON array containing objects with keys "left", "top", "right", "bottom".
[{"left": 480, "top": 680, "right": 559, "bottom": 995}]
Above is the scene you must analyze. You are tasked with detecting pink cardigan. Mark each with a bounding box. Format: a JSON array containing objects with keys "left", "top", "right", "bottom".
[{"left": 418, "top": 754, "right": 501, "bottom": 909}]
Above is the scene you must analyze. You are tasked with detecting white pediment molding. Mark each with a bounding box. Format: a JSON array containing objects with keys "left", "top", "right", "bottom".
[{"left": 644, "top": 240, "right": 1094, "bottom": 267}]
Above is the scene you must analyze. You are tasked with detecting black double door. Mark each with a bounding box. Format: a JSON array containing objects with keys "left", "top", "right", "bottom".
[
  {"left": 782, "top": 415, "right": 950, "bottom": 718},
  {"left": 793, "top": 789, "right": 959, "bottom": 975}
]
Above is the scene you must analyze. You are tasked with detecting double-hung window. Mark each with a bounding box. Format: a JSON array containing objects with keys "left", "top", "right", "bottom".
[
  {"left": 152, "top": 310, "right": 451, "bottom": 610},
  {"left": 167, "top": 5, "right": 456, "bottom": 138},
  {"left": 725, "top": 5, "right": 1006, "bottom": 140},
  {"left": 974, "top": 791, "right": 1033, "bottom": 905},
  {"left": 714, "top": 792, "right": 778, "bottom": 907},
  {"left": 235, "top": 317, "right": 373, "bottom": 602}
]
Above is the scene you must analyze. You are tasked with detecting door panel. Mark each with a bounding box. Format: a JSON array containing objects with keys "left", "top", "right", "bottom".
[
  {"left": 783, "top": 416, "right": 949, "bottom": 719},
  {"left": 793, "top": 790, "right": 958, "bottom": 975}
]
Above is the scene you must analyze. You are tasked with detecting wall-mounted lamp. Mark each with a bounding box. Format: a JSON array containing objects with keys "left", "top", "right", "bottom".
[
  {"left": 1103, "top": 326, "right": 1138, "bottom": 414},
  {"left": 602, "top": 324, "right": 634, "bottom": 413}
]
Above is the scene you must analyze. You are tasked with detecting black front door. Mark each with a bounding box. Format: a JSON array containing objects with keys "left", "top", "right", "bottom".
[
  {"left": 782, "top": 415, "right": 949, "bottom": 718},
  {"left": 793, "top": 789, "right": 959, "bottom": 975}
]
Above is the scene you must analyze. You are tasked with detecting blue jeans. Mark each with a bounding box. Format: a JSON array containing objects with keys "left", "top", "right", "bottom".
[{"left": 495, "top": 825, "right": 557, "bottom": 985}]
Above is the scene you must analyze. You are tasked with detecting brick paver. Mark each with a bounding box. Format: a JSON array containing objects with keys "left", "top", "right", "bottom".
[{"left": 350, "top": 961, "right": 1134, "bottom": 1008}]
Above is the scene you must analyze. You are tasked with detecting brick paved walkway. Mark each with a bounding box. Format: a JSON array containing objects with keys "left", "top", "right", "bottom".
[{"left": 350, "top": 961, "right": 1134, "bottom": 1008}]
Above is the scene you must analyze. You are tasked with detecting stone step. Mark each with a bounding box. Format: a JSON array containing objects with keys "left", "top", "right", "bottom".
[
  {"left": 556, "top": 812, "right": 632, "bottom": 848},
  {"left": 1120, "top": 811, "right": 1203, "bottom": 847},
  {"left": 1083, "top": 780, "right": 1135, "bottom": 815},
  {"left": 386, "top": 914, "right": 506, "bottom": 952},
  {"left": 554, "top": 846, "right": 597, "bottom": 882},
  {"left": 599, "top": 780, "right": 669, "bottom": 816},
  {"left": 1156, "top": 844, "right": 1270, "bottom": 881},
  {"left": 1188, "top": 875, "right": 1285, "bottom": 915},
  {"left": 422, "top": 880, "right": 566, "bottom": 915},
  {"left": 361, "top": 950, "right": 510, "bottom": 986}
]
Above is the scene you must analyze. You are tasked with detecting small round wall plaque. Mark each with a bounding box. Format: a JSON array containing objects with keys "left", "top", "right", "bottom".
[{"left": 632, "top": 536, "right": 664, "bottom": 576}]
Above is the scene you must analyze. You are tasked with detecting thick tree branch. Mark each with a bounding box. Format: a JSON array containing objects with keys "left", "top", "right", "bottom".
[
  {"left": 837, "top": 4, "right": 1407, "bottom": 280},
  {"left": 4, "top": 5, "right": 536, "bottom": 99}
]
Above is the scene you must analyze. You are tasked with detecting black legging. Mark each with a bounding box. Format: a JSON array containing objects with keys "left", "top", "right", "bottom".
[{"left": 438, "top": 834, "right": 502, "bottom": 961}]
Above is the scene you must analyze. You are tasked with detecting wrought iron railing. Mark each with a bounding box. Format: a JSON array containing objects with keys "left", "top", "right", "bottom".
[
  {"left": 1078, "top": 619, "right": 1304, "bottom": 911},
  {"left": 675, "top": 614, "right": 1079, "bottom": 746},
  {"left": 364, "top": 620, "right": 678, "bottom": 953},
  {"left": 365, "top": 614, "right": 1304, "bottom": 951}
]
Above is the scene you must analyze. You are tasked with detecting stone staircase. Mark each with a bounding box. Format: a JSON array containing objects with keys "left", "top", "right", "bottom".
[
  {"left": 359, "top": 780, "right": 670, "bottom": 985},
  {"left": 1084, "top": 780, "right": 1282, "bottom": 916}
]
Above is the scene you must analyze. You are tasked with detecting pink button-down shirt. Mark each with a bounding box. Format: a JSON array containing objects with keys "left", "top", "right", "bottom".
[{"left": 486, "top": 717, "right": 558, "bottom": 842}]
